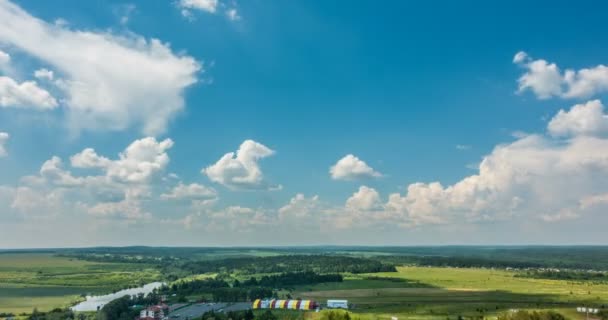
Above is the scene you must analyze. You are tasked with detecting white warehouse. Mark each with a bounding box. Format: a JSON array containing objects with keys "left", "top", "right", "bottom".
[{"left": 327, "top": 300, "right": 348, "bottom": 309}]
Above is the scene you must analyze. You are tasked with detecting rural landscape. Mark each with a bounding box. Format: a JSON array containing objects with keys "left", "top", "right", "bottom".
[
  {"left": 1, "top": 1, "right": 608, "bottom": 320},
  {"left": 1, "top": 247, "right": 607, "bottom": 320}
]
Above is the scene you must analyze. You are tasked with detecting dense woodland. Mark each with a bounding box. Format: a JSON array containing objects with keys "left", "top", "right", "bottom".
[
  {"left": 51, "top": 246, "right": 608, "bottom": 273},
  {"left": 96, "top": 293, "right": 162, "bottom": 320},
  {"left": 160, "top": 271, "right": 343, "bottom": 302},
  {"left": 516, "top": 270, "right": 608, "bottom": 282},
  {"left": 162, "top": 255, "right": 395, "bottom": 279}
]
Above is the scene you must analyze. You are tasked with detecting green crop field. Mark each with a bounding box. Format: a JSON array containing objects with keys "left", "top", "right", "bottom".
[
  {"left": 295, "top": 267, "right": 607, "bottom": 320},
  {"left": 0, "top": 253, "right": 160, "bottom": 314}
]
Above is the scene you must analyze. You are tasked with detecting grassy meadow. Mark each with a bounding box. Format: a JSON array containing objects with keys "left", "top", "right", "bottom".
[
  {"left": 294, "top": 267, "right": 607, "bottom": 320},
  {"left": 0, "top": 253, "right": 160, "bottom": 314}
]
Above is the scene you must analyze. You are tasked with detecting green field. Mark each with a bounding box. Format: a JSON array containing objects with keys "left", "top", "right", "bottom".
[
  {"left": 2, "top": 248, "right": 608, "bottom": 320},
  {"left": 0, "top": 253, "right": 160, "bottom": 314},
  {"left": 295, "top": 267, "right": 607, "bottom": 320}
]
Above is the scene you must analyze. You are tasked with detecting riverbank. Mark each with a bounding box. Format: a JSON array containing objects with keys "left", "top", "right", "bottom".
[{"left": 71, "top": 282, "right": 164, "bottom": 312}]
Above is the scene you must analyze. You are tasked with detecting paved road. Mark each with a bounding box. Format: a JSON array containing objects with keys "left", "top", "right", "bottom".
[{"left": 168, "top": 302, "right": 251, "bottom": 320}]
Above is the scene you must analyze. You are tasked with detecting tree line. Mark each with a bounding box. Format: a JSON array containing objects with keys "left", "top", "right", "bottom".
[
  {"left": 496, "top": 310, "right": 566, "bottom": 320},
  {"left": 516, "top": 270, "right": 608, "bottom": 282},
  {"left": 160, "top": 271, "right": 343, "bottom": 302},
  {"left": 96, "top": 292, "right": 162, "bottom": 320},
  {"left": 236, "top": 271, "right": 343, "bottom": 288},
  {"left": 168, "top": 255, "right": 395, "bottom": 278}
]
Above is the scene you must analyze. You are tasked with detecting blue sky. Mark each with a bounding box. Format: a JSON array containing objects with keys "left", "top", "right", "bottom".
[{"left": 1, "top": 0, "right": 608, "bottom": 247}]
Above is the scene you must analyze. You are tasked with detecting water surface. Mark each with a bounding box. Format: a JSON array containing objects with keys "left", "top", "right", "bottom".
[{"left": 71, "top": 282, "right": 164, "bottom": 312}]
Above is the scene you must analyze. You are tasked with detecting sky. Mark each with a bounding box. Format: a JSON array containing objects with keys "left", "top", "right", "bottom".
[{"left": 1, "top": 0, "right": 608, "bottom": 247}]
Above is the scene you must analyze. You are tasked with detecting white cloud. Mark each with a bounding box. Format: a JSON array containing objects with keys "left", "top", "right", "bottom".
[
  {"left": 180, "top": 0, "right": 218, "bottom": 13},
  {"left": 0, "top": 132, "right": 8, "bottom": 157},
  {"left": 330, "top": 154, "right": 382, "bottom": 180},
  {"left": 320, "top": 185, "right": 444, "bottom": 229},
  {"left": 178, "top": 0, "right": 218, "bottom": 18},
  {"left": 204, "top": 205, "right": 273, "bottom": 231},
  {"left": 345, "top": 186, "right": 381, "bottom": 211},
  {"left": 115, "top": 3, "right": 136, "bottom": 26},
  {"left": 0, "top": 49, "right": 9, "bottom": 65},
  {"left": 34, "top": 68, "right": 54, "bottom": 81},
  {"left": 7, "top": 137, "right": 175, "bottom": 221},
  {"left": 563, "top": 65, "right": 608, "bottom": 99},
  {"left": 10, "top": 186, "right": 64, "bottom": 216},
  {"left": 39, "top": 156, "right": 83, "bottom": 187},
  {"left": 515, "top": 51, "right": 608, "bottom": 100},
  {"left": 225, "top": 8, "right": 240, "bottom": 21},
  {"left": 320, "top": 101, "right": 608, "bottom": 228},
  {"left": 161, "top": 182, "right": 217, "bottom": 200},
  {"left": 71, "top": 137, "right": 174, "bottom": 183},
  {"left": 203, "top": 139, "right": 279, "bottom": 190},
  {"left": 512, "top": 51, "right": 528, "bottom": 64},
  {"left": 0, "top": 76, "right": 57, "bottom": 109},
  {"left": 514, "top": 53, "right": 563, "bottom": 99},
  {"left": 278, "top": 193, "right": 320, "bottom": 220},
  {"left": 390, "top": 107, "right": 608, "bottom": 224},
  {"left": 548, "top": 100, "right": 608, "bottom": 137},
  {"left": 0, "top": 0, "right": 201, "bottom": 135},
  {"left": 85, "top": 198, "right": 150, "bottom": 220}
]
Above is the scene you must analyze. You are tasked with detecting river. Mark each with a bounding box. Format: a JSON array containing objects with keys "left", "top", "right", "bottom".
[{"left": 70, "top": 282, "right": 164, "bottom": 312}]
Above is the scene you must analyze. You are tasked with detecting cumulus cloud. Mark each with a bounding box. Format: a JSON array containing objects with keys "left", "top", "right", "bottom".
[
  {"left": 203, "top": 205, "right": 273, "bottom": 231},
  {"left": 330, "top": 154, "right": 382, "bottom": 180},
  {"left": 71, "top": 137, "right": 174, "bottom": 183},
  {"left": 179, "top": 0, "right": 218, "bottom": 13},
  {"left": 515, "top": 51, "right": 608, "bottom": 100},
  {"left": 177, "top": 0, "right": 242, "bottom": 22},
  {"left": 0, "top": 0, "right": 200, "bottom": 135},
  {"left": 161, "top": 182, "right": 217, "bottom": 200},
  {"left": 278, "top": 193, "right": 320, "bottom": 220},
  {"left": 548, "top": 99, "right": 608, "bottom": 137},
  {"left": 0, "top": 132, "right": 8, "bottom": 157},
  {"left": 514, "top": 52, "right": 563, "bottom": 99},
  {"left": 345, "top": 186, "right": 381, "bottom": 211},
  {"left": 203, "top": 139, "right": 279, "bottom": 190},
  {"left": 85, "top": 197, "right": 150, "bottom": 220},
  {"left": 39, "top": 156, "right": 83, "bottom": 187},
  {"left": 178, "top": 0, "right": 218, "bottom": 18},
  {"left": 324, "top": 185, "right": 444, "bottom": 229},
  {"left": 321, "top": 100, "right": 608, "bottom": 227},
  {"left": 10, "top": 186, "right": 65, "bottom": 216},
  {"left": 0, "top": 76, "right": 58, "bottom": 109},
  {"left": 389, "top": 101, "right": 608, "bottom": 224},
  {"left": 5, "top": 137, "right": 176, "bottom": 222}
]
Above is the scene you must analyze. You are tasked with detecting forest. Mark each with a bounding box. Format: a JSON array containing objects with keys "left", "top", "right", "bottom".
[{"left": 159, "top": 271, "right": 343, "bottom": 302}]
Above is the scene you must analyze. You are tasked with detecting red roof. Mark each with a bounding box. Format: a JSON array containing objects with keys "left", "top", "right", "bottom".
[{"left": 146, "top": 304, "right": 167, "bottom": 312}]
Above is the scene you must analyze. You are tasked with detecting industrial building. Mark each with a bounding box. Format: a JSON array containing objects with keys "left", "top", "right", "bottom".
[
  {"left": 137, "top": 304, "right": 169, "bottom": 320},
  {"left": 327, "top": 300, "right": 348, "bottom": 309},
  {"left": 252, "top": 299, "right": 318, "bottom": 310}
]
